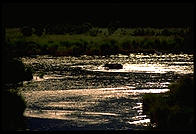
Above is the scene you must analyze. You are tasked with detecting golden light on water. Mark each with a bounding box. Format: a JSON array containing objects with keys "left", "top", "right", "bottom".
[
  {"left": 21, "top": 87, "right": 169, "bottom": 128},
  {"left": 19, "top": 53, "right": 193, "bottom": 130}
]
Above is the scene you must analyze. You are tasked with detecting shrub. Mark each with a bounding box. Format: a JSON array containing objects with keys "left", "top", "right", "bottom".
[
  {"left": 121, "top": 40, "right": 132, "bottom": 50},
  {"left": 45, "top": 24, "right": 65, "bottom": 34},
  {"left": 89, "top": 27, "right": 99, "bottom": 36},
  {"left": 2, "top": 90, "right": 27, "bottom": 130},
  {"left": 33, "top": 24, "right": 44, "bottom": 36},
  {"left": 2, "top": 47, "right": 33, "bottom": 130},
  {"left": 20, "top": 26, "right": 33, "bottom": 36},
  {"left": 107, "top": 21, "right": 119, "bottom": 35},
  {"left": 133, "top": 28, "right": 145, "bottom": 36},
  {"left": 168, "top": 75, "right": 194, "bottom": 107},
  {"left": 2, "top": 58, "right": 33, "bottom": 85},
  {"left": 99, "top": 40, "right": 119, "bottom": 55},
  {"left": 74, "top": 23, "right": 93, "bottom": 34},
  {"left": 143, "top": 75, "right": 194, "bottom": 130},
  {"left": 6, "top": 27, "right": 193, "bottom": 56},
  {"left": 81, "top": 23, "right": 93, "bottom": 33},
  {"left": 48, "top": 44, "right": 59, "bottom": 55}
]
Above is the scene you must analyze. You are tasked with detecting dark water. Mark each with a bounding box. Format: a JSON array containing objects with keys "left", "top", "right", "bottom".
[{"left": 18, "top": 53, "right": 193, "bottom": 130}]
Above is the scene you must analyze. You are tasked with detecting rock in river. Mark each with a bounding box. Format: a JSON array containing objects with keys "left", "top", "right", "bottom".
[{"left": 104, "top": 63, "right": 123, "bottom": 69}]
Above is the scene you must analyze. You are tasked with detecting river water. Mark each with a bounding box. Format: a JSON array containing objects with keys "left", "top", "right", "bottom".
[{"left": 18, "top": 53, "right": 193, "bottom": 130}]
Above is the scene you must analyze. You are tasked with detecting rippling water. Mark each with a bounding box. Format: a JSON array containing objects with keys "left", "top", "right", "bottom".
[{"left": 18, "top": 53, "right": 193, "bottom": 130}]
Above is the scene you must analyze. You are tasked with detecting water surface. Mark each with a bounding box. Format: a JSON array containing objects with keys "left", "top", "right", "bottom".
[{"left": 19, "top": 53, "right": 193, "bottom": 130}]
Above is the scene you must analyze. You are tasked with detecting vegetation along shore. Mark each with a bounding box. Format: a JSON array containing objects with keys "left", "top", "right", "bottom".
[{"left": 5, "top": 23, "right": 193, "bottom": 57}]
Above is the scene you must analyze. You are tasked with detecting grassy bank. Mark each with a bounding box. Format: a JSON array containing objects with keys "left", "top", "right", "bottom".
[
  {"left": 142, "top": 75, "right": 194, "bottom": 131},
  {"left": 5, "top": 27, "right": 193, "bottom": 57}
]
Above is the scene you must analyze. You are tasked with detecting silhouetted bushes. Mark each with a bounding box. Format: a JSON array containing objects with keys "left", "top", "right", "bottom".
[
  {"left": 44, "top": 23, "right": 93, "bottom": 35},
  {"left": 143, "top": 75, "right": 194, "bottom": 131},
  {"left": 107, "top": 21, "right": 119, "bottom": 35},
  {"left": 2, "top": 44, "right": 33, "bottom": 83},
  {"left": 6, "top": 26, "right": 193, "bottom": 57},
  {"left": 1, "top": 45, "right": 33, "bottom": 130},
  {"left": 82, "top": 23, "right": 93, "bottom": 33},
  {"left": 100, "top": 39, "right": 119, "bottom": 55},
  {"left": 20, "top": 26, "right": 32, "bottom": 36},
  {"left": 132, "top": 28, "right": 145, "bottom": 36},
  {"left": 89, "top": 27, "right": 99, "bottom": 36},
  {"left": 45, "top": 24, "right": 64, "bottom": 34},
  {"left": 2, "top": 90, "right": 27, "bottom": 131},
  {"left": 33, "top": 24, "right": 44, "bottom": 36},
  {"left": 2, "top": 57, "right": 33, "bottom": 85}
]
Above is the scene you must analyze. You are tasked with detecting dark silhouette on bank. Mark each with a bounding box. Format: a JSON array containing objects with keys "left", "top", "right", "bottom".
[{"left": 1, "top": 44, "right": 33, "bottom": 131}]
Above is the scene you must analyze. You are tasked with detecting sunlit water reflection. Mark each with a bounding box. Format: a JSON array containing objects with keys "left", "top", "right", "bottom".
[{"left": 19, "top": 53, "right": 193, "bottom": 130}]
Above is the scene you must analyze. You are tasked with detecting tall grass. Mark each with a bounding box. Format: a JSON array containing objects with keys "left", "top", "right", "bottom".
[
  {"left": 5, "top": 27, "right": 192, "bottom": 57},
  {"left": 142, "top": 75, "right": 194, "bottom": 131}
]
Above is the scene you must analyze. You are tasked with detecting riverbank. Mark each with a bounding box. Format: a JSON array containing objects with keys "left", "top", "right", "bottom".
[
  {"left": 5, "top": 27, "right": 193, "bottom": 57},
  {"left": 15, "top": 53, "right": 193, "bottom": 131}
]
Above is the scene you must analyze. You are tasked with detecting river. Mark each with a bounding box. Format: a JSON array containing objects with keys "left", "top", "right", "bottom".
[{"left": 18, "top": 53, "right": 193, "bottom": 130}]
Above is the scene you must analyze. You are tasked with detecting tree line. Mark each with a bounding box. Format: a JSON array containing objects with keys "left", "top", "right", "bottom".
[{"left": 20, "top": 21, "right": 120, "bottom": 37}]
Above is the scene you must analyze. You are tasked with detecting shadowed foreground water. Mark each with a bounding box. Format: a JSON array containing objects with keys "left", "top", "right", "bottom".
[{"left": 18, "top": 53, "right": 193, "bottom": 130}]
